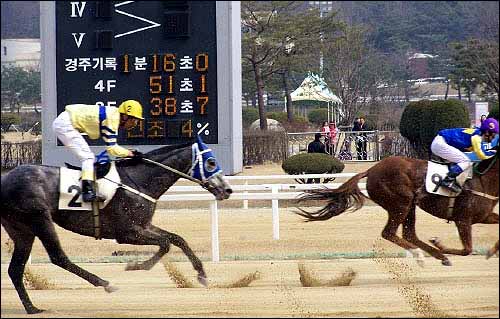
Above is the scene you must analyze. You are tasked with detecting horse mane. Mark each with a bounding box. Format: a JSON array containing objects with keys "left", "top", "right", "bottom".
[
  {"left": 473, "top": 144, "right": 498, "bottom": 174},
  {"left": 115, "top": 141, "right": 193, "bottom": 167},
  {"left": 144, "top": 141, "right": 193, "bottom": 157}
]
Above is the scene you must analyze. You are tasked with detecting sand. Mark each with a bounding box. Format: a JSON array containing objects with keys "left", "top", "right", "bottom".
[{"left": 1, "top": 162, "right": 498, "bottom": 317}]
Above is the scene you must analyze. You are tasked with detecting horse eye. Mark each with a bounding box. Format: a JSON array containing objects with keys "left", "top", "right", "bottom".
[{"left": 205, "top": 158, "right": 217, "bottom": 172}]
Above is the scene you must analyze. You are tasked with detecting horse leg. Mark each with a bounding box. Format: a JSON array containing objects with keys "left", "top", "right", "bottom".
[
  {"left": 402, "top": 206, "right": 451, "bottom": 266},
  {"left": 32, "top": 214, "right": 117, "bottom": 293},
  {"left": 119, "top": 226, "right": 170, "bottom": 271},
  {"left": 481, "top": 212, "right": 499, "bottom": 224},
  {"left": 155, "top": 226, "right": 207, "bottom": 286},
  {"left": 480, "top": 213, "right": 499, "bottom": 259},
  {"left": 3, "top": 222, "right": 43, "bottom": 314},
  {"left": 486, "top": 240, "right": 499, "bottom": 259},
  {"left": 119, "top": 225, "right": 207, "bottom": 286},
  {"left": 429, "top": 220, "right": 473, "bottom": 257},
  {"left": 380, "top": 205, "right": 425, "bottom": 266}
]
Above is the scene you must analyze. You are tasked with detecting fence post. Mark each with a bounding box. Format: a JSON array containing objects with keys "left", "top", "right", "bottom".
[
  {"left": 271, "top": 185, "right": 280, "bottom": 240},
  {"left": 210, "top": 201, "right": 220, "bottom": 262},
  {"left": 243, "top": 180, "right": 248, "bottom": 209}
]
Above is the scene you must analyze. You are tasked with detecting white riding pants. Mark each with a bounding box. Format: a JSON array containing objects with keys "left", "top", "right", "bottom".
[
  {"left": 430, "top": 135, "right": 472, "bottom": 171},
  {"left": 52, "top": 111, "right": 95, "bottom": 180}
]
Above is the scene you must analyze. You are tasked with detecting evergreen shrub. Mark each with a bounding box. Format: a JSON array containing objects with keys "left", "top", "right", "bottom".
[
  {"left": 282, "top": 153, "right": 344, "bottom": 175},
  {"left": 400, "top": 99, "right": 469, "bottom": 158}
]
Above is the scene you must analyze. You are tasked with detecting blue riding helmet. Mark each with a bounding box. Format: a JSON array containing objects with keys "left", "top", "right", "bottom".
[{"left": 190, "top": 135, "right": 222, "bottom": 182}]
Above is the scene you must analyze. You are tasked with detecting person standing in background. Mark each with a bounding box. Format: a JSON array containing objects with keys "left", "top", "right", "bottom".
[
  {"left": 320, "top": 121, "right": 330, "bottom": 142},
  {"left": 327, "top": 122, "right": 339, "bottom": 154},
  {"left": 353, "top": 116, "right": 368, "bottom": 160}
]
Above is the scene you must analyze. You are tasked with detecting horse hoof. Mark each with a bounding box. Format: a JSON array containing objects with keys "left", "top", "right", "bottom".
[
  {"left": 485, "top": 251, "right": 497, "bottom": 259},
  {"left": 27, "top": 307, "right": 45, "bottom": 314},
  {"left": 197, "top": 274, "right": 208, "bottom": 287},
  {"left": 442, "top": 259, "right": 452, "bottom": 266},
  {"left": 104, "top": 284, "right": 119, "bottom": 293},
  {"left": 429, "top": 237, "right": 440, "bottom": 245}
]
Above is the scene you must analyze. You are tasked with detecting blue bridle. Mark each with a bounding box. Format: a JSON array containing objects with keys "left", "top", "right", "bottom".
[
  {"left": 94, "top": 135, "right": 222, "bottom": 186},
  {"left": 189, "top": 135, "right": 222, "bottom": 182}
]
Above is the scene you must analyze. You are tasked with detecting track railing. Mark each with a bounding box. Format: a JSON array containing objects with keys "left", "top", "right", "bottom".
[{"left": 160, "top": 173, "right": 367, "bottom": 262}]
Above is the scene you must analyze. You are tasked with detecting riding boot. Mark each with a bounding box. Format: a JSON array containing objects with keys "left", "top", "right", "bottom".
[
  {"left": 82, "top": 180, "right": 106, "bottom": 202},
  {"left": 440, "top": 164, "right": 463, "bottom": 193}
]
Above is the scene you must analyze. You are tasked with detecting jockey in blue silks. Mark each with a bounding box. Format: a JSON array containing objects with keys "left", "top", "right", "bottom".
[{"left": 430, "top": 118, "right": 499, "bottom": 192}]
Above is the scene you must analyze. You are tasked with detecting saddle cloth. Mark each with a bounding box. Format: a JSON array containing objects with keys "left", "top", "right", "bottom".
[
  {"left": 59, "top": 162, "right": 121, "bottom": 210},
  {"left": 425, "top": 161, "right": 472, "bottom": 197}
]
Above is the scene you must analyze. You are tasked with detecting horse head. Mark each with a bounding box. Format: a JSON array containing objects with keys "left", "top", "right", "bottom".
[
  {"left": 127, "top": 136, "right": 232, "bottom": 200},
  {"left": 189, "top": 135, "right": 232, "bottom": 200}
]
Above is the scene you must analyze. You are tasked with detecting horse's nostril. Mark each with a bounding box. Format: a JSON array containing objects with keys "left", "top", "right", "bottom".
[{"left": 226, "top": 188, "right": 233, "bottom": 194}]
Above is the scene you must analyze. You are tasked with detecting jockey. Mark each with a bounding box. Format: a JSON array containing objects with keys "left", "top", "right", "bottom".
[
  {"left": 430, "top": 118, "right": 499, "bottom": 192},
  {"left": 52, "top": 100, "right": 144, "bottom": 202}
]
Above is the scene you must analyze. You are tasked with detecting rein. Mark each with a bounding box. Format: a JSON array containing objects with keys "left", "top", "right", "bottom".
[
  {"left": 467, "top": 153, "right": 499, "bottom": 201},
  {"left": 473, "top": 155, "right": 497, "bottom": 175},
  {"left": 102, "top": 157, "right": 207, "bottom": 204},
  {"left": 141, "top": 158, "right": 207, "bottom": 187}
]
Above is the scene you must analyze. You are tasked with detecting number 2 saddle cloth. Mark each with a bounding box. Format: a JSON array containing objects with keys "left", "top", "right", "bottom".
[{"left": 58, "top": 162, "right": 120, "bottom": 210}]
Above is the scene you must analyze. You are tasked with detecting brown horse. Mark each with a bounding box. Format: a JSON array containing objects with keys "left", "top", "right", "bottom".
[{"left": 297, "top": 149, "right": 498, "bottom": 266}]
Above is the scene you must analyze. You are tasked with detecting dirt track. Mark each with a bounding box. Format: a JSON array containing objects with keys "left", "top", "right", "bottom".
[
  {"left": 1, "top": 162, "right": 499, "bottom": 317},
  {"left": 1, "top": 206, "right": 498, "bottom": 317},
  {"left": 1, "top": 256, "right": 498, "bottom": 318}
]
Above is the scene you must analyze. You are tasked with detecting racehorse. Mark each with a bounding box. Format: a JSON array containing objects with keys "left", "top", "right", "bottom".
[
  {"left": 1, "top": 137, "right": 232, "bottom": 314},
  {"left": 297, "top": 146, "right": 498, "bottom": 266}
]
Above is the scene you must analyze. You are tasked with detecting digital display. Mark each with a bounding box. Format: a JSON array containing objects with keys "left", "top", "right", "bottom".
[{"left": 55, "top": 1, "right": 218, "bottom": 145}]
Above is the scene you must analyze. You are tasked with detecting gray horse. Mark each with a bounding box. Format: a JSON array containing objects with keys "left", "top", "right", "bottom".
[{"left": 1, "top": 139, "right": 232, "bottom": 314}]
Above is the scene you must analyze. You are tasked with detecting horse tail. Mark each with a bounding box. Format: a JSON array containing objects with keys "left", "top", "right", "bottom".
[{"left": 296, "top": 171, "right": 369, "bottom": 222}]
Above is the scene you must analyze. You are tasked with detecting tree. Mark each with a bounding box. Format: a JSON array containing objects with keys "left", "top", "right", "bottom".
[
  {"left": 322, "top": 26, "right": 394, "bottom": 125},
  {"left": 1, "top": 64, "right": 41, "bottom": 112},
  {"left": 271, "top": 8, "right": 343, "bottom": 123},
  {"left": 451, "top": 39, "right": 499, "bottom": 98},
  {"left": 242, "top": 1, "right": 289, "bottom": 130},
  {"left": 241, "top": 1, "right": 342, "bottom": 130}
]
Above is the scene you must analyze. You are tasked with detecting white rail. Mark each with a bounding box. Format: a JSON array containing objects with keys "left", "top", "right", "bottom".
[{"left": 159, "top": 173, "right": 367, "bottom": 262}]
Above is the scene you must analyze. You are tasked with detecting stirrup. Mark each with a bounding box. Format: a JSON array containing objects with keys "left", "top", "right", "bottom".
[
  {"left": 82, "top": 192, "right": 106, "bottom": 203},
  {"left": 440, "top": 178, "right": 462, "bottom": 193},
  {"left": 81, "top": 180, "right": 106, "bottom": 202}
]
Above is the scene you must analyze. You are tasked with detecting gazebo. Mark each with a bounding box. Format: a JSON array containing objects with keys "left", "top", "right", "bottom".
[{"left": 290, "top": 73, "right": 343, "bottom": 125}]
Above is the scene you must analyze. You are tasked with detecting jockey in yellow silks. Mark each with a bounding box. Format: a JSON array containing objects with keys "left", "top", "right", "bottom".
[{"left": 52, "top": 100, "right": 144, "bottom": 202}]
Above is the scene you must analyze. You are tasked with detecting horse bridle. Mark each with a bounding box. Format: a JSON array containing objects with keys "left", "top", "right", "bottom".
[
  {"left": 466, "top": 153, "right": 499, "bottom": 201},
  {"left": 141, "top": 157, "right": 209, "bottom": 188}
]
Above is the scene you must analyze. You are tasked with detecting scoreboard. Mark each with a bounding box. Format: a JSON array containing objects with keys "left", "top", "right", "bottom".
[
  {"left": 56, "top": 1, "right": 218, "bottom": 144},
  {"left": 41, "top": 1, "right": 243, "bottom": 174}
]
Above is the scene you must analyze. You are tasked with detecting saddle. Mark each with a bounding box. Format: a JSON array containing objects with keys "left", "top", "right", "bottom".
[
  {"left": 425, "top": 160, "right": 472, "bottom": 197},
  {"left": 59, "top": 162, "right": 120, "bottom": 211},
  {"left": 64, "top": 161, "right": 111, "bottom": 180}
]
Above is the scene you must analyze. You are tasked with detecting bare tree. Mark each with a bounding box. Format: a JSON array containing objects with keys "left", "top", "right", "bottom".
[{"left": 242, "top": 1, "right": 342, "bottom": 129}]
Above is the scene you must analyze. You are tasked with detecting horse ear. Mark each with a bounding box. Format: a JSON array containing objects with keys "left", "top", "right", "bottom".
[{"left": 196, "top": 134, "right": 204, "bottom": 145}]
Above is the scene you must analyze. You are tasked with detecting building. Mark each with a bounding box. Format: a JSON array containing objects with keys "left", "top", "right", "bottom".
[
  {"left": 408, "top": 52, "right": 437, "bottom": 79},
  {"left": 1, "top": 38, "right": 41, "bottom": 71}
]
